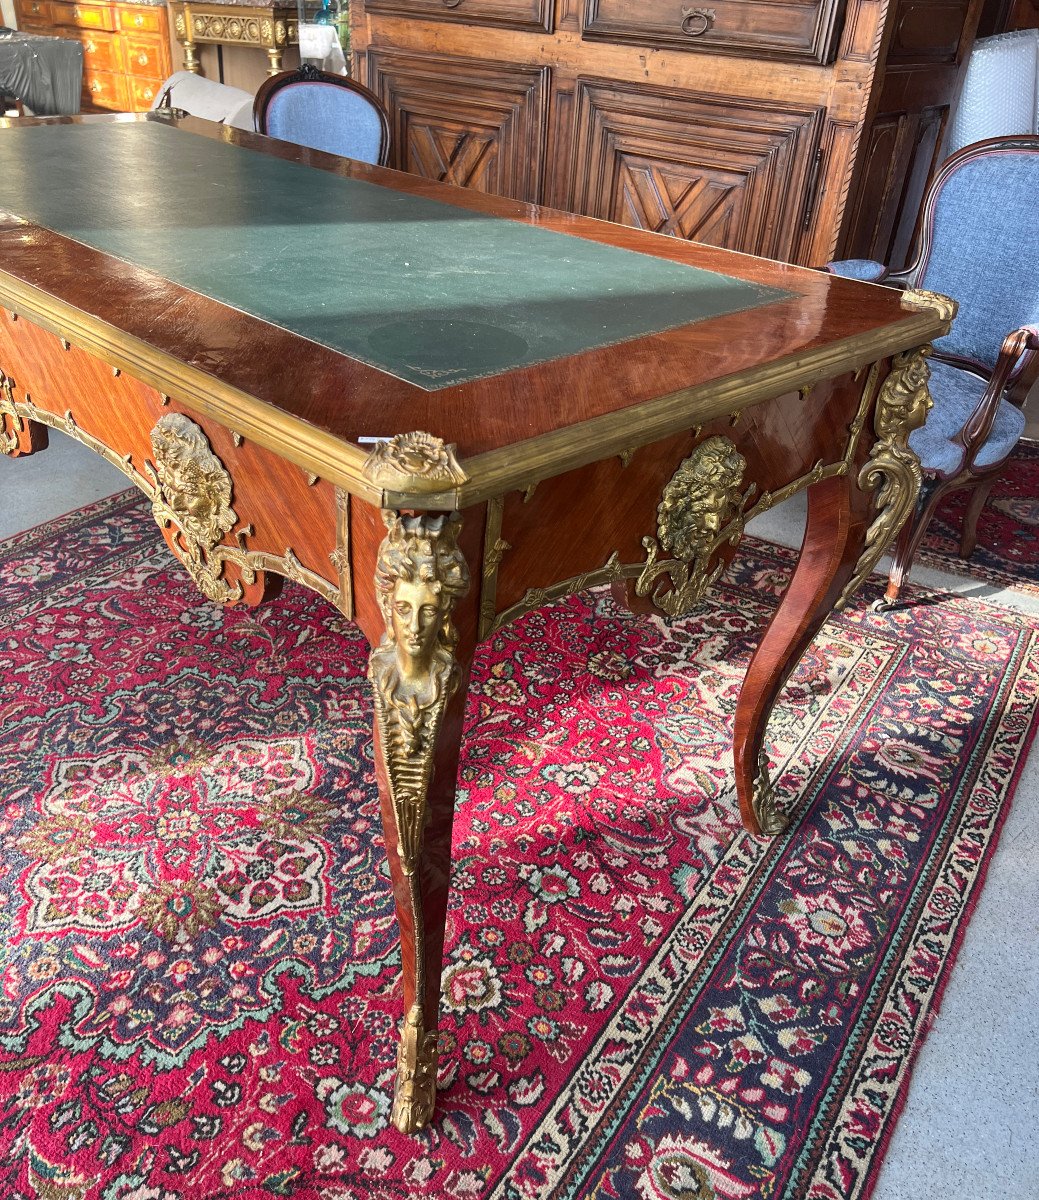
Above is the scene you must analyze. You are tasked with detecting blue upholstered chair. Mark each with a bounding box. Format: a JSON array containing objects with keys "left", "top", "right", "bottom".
[
  {"left": 252, "top": 65, "right": 390, "bottom": 166},
  {"left": 828, "top": 135, "right": 1039, "bottom": 607}
]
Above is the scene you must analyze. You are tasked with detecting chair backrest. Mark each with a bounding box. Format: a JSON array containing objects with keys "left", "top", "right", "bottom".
[
  {"left": 252, "top": 67, "right": 390, "bottom": 166},
  {"left": 151, "top": 71, "right": 253, "bottom": 125},
  {"left": 915, "top": 135, "right": 1039, "bottom": 372}
]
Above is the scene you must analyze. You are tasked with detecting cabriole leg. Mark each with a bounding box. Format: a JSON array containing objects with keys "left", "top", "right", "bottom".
[{"left": 367, "top": 508, "right": 472, "bottom": 1133}]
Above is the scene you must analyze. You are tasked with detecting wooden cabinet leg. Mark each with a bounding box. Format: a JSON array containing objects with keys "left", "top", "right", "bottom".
[
  {"left": 366, "top": 509, "right": 472, "bottom": 1133},
  {"left": 733, "top": 473, "right": 867, "bottom": 836}
]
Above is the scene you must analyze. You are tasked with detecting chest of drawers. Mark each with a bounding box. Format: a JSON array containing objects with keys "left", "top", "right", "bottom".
[{"left": 15, "top": 0, "right": 173, "bottom": 111}]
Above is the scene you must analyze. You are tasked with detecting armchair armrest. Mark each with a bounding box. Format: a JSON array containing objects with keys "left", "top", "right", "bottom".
[
  {"left": 823, "top": 260, "right": 919, "bottom": 288},
  {"left": 823, "top": 259, "right": 889, "bottom": 282},
  {"left": 961, "top": 325, "right": 1039, "bottom": 465}
]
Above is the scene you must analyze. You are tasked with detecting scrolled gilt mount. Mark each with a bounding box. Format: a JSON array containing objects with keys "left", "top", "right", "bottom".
[{"left": 836, "top": 345, "right": 936, "bottom": 609}]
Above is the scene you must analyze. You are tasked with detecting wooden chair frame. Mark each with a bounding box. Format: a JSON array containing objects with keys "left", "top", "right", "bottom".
[{"left": 253, "top": 64, "right": 391, "bottom": 166}]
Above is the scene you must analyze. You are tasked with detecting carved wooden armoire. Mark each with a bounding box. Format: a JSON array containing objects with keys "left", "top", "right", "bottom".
[{"left": 351, "top": 0, "right": 985, "bottom": 268}]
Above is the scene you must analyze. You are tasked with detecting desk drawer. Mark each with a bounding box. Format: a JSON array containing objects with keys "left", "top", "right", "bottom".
[
  {"left": 69, "top": 29, "right": 119, "bottom": 70},
  {"left": 122, "top": 33, "right": 165, "bottom": 77},
  {"left": 129, "top": 76, "right": 162, "bottom": 108},
  {"left": 582, "top": 0, "right": 845, "bottom": 64},
  {"left": 16, "top": 0, "right": 51, "bottom": 23},
  {"left": 118, "top": 6, "right": 164, "bottom": 34},
  {"left": 83, "top": 66, "right": 128, "bottom": 108},
  {"left": 53, "top": 1, "right": 118, "bottom": 32},
  {"left": 362, "top": 0, "right": 552, "bottom": 33}
]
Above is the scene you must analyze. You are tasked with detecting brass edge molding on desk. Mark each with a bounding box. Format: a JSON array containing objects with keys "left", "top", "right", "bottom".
[
  {"left": 451, "top": 312, "right": 947, "bottom": 509},
  {"left": 0, "top": 270, "right": 380, "bottom": 505}
]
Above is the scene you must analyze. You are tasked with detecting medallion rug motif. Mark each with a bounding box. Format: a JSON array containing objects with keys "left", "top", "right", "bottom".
[
  {"left": 1, "top": 492, "right": 1037, "bottom": 1200},
  {"left": 917, "top": 442, "right": 1039, "bottom": 593}
]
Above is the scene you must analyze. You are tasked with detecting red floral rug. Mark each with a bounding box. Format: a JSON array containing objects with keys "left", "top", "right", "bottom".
[
  {"left": 2, "top": 491, "right": 1038, "bottom": 1200},
  {"left": 917, "top": 442, "right": 1039, "bottom": 593}
]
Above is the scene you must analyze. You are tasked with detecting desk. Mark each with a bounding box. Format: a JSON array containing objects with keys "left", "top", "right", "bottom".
[{"left": 0, "top": 113, "right": 951, "bottom": 1134}]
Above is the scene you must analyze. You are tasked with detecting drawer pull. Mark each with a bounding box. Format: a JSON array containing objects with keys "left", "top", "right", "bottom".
[
  {"left": 680, "top": 6, "right": 714, "bottom": 36},
  {"left": 90, "top": 79, "right": 102, "bottom": 92},
  {"left": 441, "top": 0, "right": 463, "bottom": 8},
  {"left": 137, "top": 51, "right": 149, "bottom": 64},
  {"left": 134, "top": 13, "right": 144, "bottom": 23},
  {"left": 85, "top": 38, "right": 95, "bottom": 51}
]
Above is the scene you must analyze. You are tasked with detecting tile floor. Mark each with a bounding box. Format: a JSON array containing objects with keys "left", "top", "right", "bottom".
[{"left": 1, "top": 434, "right": 1036, "bottom": 1199}]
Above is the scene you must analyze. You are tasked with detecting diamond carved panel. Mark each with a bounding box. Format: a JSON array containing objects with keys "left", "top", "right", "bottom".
[
  {"left": 569, "top": 79, "right": 825, "bottom": 261},
  {"left": 366, "top": 49, "right": 549, "bottom": 203}
]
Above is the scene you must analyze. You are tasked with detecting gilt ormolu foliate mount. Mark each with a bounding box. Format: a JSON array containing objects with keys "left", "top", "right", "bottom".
[
  {"left": 149, "top": 413, "right": 241, "bottom": 605},
  {"left": 636, "top": 435, "right": 754, "bottom": 616}
]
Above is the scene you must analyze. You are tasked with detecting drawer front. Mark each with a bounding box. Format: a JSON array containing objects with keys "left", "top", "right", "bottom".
[
  {"left": 82, "top": 66, "right": 128, "bottom": 108},
  {"left": 117, "top": 5, "right": 164, "bottom": 34},
  {"left": 16, "top": 0, "right": 51, "bottom": 22},
  {"left": 362, "top": 0, "right": 552, "bottom": 34},
  {"left": 129, "top": 76, "right": 162, "bottom": 108},
  {"left": 582, "top": 0, "right": 845, "bottom": 64},
  {"left": 53, "top": 1, "right": 118, "bottom": 31},
  {"left": 123, "top": 34, "right": 165, "bottom": 77},
  {"left": 74, "top": 29, "right": 120, "bottom": 70}
]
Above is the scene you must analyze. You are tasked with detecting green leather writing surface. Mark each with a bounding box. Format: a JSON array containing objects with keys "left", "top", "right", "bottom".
[{"left": 0, "top": 121, "right": 791, "bottom": 390}]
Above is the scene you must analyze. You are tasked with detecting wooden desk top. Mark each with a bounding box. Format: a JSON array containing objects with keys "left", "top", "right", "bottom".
[{"left": 0, "top": 113, "right": 945, "bottom": 507}]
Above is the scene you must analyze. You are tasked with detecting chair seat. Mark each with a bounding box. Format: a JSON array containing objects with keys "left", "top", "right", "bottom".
[{"left": 909, "top": 359, "right": 1026, "bottom": 478}]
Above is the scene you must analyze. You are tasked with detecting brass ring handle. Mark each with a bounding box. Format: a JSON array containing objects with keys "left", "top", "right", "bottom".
[{"left": 680, "top": 7, "right": 715, "bottom": 36}]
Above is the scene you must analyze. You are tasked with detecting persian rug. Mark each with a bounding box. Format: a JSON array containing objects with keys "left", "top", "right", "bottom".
[
  {"left": 1, "top": 490, "right": 1038, "bottom": 1200},
  {"left": 916, "top": 441, "right": 1039, "bottom": 594}
]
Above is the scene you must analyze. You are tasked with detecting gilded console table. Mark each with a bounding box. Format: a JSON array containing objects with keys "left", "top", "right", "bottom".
[
  {"left": 170, "top": 0, "right": 311, "bottom": 75},
  {"left": 0, "top": 113, "right": 953, "bottom": 1134}
]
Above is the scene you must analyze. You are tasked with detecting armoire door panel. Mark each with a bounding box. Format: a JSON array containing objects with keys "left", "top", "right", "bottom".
[
  {"left": 366, "top": 49, "right": 549, "bottom": 203},
  {"left": 842, "top": 107, "right": 949, "bottom": 268},
  {"left": 362, "top": 0, "right": 552, "bottom": 33},
  {"left": 568, "top": 79, "right": 825, "bottom": 260}
]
